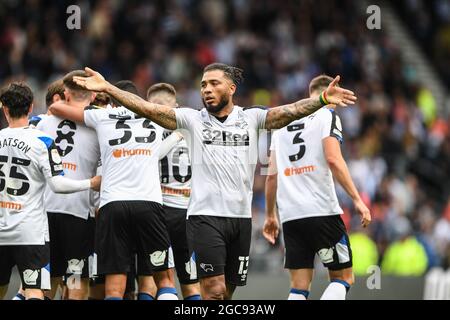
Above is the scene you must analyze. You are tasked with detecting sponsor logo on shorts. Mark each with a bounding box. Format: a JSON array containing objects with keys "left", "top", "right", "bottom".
[
  {"left": 200, "top": 263, "right": 214, "bottom": 272},
  {"left": 318, "top": 248, "right": 334, "bottom": 264},
  {"left": 112, "top": 148, "right": 152, "bottom": 158},
  {"left": 150, "top": 250, "right": 167, "bottom": 267},
  {"left": 23, "top": 269, "right": 39, "bottom": 285},
  {"left": 67, "top": 259, "right": 85, "bottom": 275},
  {"left": 238, "top": 256, "right": 249, "bottom": 281},
  {"left": 185, "top": 261, "right": 191, "bottom": 275}
]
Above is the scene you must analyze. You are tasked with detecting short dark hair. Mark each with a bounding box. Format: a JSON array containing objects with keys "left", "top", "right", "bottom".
[
  {"left": 0, "top": 82, "right": 34, "bottom": 119},
  {"left": 110, "top": 80, "right": 138, "bottom": 107},
  {"left": 63, "top": 70, "right": 92, "bottom": 101},
  {"left": 309, "top": 75, "right": 334, "bottom": 95},
  {"left": 146, "top": 83, "right": 176, "bottom": 100},
  {"left": 92, "top": 92, "right": 110, "bottom": 107},
  {"left": 115, "top": 80, "right": 138, "bottom": 95},
  {"left": 203, "top": 63, "right": 244, "bottom": 84},
  {"left": 45, "top": 79, "right": 65, "bottom": 107}
]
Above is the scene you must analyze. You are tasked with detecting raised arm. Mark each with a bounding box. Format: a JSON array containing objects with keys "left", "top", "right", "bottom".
[
  {"left": 72, "top": 68, "right": 177, "bottom": 130},
  {"left": 265, "top": 76, "right": 356, "bottom": 129}
]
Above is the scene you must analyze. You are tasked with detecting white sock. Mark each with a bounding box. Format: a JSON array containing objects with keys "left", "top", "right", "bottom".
[
  {"left": 320, "top": 281, "right": 349, "bottom": 300},
  {"left": 288, "top": 288, "right": 309, "bottom": 300},
  {"left": 156, "top": 287, "right": 179, "bottom": 300},
  {"left": 12, "top": 293, "right": 26, "bottom": 300}
]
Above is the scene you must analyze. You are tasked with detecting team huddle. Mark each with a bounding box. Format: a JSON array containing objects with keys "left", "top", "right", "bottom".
[{"left": 0, "top": 63, "right": 370, "bottom": 300}]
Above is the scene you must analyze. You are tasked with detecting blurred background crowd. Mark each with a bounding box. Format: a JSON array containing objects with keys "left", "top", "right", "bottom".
[{"left": 0, "top": 0, "right": 449, "bottom": 278}]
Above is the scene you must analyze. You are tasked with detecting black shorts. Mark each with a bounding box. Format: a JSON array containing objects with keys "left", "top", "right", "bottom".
[
  {"left": 0, "top": 242, "right": 51, "bottom": 290},
  {"left": 95, "top": 201, "right": 171, "bottom": 276},
  {"left": 187, "top": 215, "right": 251, "bottom": 286},
  {"left": 163, "top": 205, "right": 198, "bottom": 285},
  {"left": 47, "top": 212, "right": 95, "bottom": 281},
  {"left": 282, "top": 215, "right": 353, "bottom": 271}
]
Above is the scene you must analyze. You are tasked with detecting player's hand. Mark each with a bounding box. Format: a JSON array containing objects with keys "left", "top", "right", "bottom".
[
  {"left": 90, "top": 175, "right": 102, "bottom": 191},
  {"left": 73, "top": 67, "right": 109, "bottom": 92},
  {"left": 324, "top": 76, "right": 357, "bottom": 108},
  {"left": 263, "top": 215, "right": 280, "bottom": 245},
  {"left": 354, "top": 198, "right": 371, "bottom": 228}
]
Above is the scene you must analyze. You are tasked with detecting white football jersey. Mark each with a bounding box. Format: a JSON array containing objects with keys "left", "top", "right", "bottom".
[
  {"left": 84, "top": 106, "right": 164, "bottom": 208},
  {"left": 160, "top": 130, "right": 191, "bottom": 209},
  {"left": 271, "top": 107, "right": 344, "bottom": 223},
  {"left": 0, "top": 127, "right": 64, "bottom": 245},
  {"left": 89, "top": 161, "right": 102, "bottom": 218},
  {"left": 175, "top": 106, "right": 267, "bottom": 218},
  {"left": 29, "top": 114, "right": 48, "bottom": 128},
  {"left": 37, "top": 115, "right": 100, "bottom": 220}
]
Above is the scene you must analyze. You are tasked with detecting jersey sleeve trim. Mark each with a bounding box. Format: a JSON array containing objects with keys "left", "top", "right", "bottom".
[
  {"left": 29, "top": 116, "right": 42, "bottom": 127},
  {"left": 243, "top": 105, "right": 269, "bottom": 111},
  {"left": 38, "top": 136, "right": 64, "bottom": 177},
  {"left": 38, "top": 136, "right": 54, "bottom": 149},
  {"left": 329, "top": 110, "right": 343, "bottom": 144}
]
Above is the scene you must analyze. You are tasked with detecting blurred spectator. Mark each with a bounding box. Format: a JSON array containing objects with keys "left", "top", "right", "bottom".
[
  {"left": 381, "top": 217, "right": 428, "bottom": 276},
  {"left": 349, "top": 230, "right": 379, "bottom": 276},
  {"left": 0, "top": 0, "right": 448, "bottom": 274}
]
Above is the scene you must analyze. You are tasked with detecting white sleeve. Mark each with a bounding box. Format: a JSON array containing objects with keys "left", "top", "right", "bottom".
[
  {"left": 159, "top": 131, "right": 183, "bottom": 160},
  {"left": 270, "top": 130, "right": 278, "bottom": 151},
  {"left": 243, "top": 106, "right": 268, "bottom": 130},
  {"left": 47, "top": 175, "right": 91, "bottom": 194},
  {"left": 174, "top": 107, "right": 196, "bottom": 130},
  {"left": 320, "top": 109, "right": 343, "bottom": 143},
  {"left": 37, "top": 135, "right": 64, "bottom": 179},
  {"left": 84, "top": 106, "right": 104, "bottom": 129}
]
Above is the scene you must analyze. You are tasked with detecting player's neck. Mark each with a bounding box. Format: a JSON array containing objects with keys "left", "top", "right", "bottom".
[
  {"left": 68, "top": 100, "right": 91, "bottom": 109},
  {"left": 209, "top": 102, "right": 234, "bottom": 118},
  {"left": 8, "top": 117, "right": 29, "bottom": 128}
]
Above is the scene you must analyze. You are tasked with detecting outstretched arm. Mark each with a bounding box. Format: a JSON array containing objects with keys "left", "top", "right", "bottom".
[
  {"left": 265, "top": 76, "right": 357, "bottom": 129},
  {"left": 73, "top": 67, "right": 177, "bottom": 130}
]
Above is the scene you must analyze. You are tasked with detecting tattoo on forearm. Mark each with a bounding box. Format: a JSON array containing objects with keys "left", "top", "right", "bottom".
[
  {"left": 108, "top": 86, "right": 177, "bottom": 129},
  {"left": 266, "top": 97, "right": 322, "bottom": 129}
]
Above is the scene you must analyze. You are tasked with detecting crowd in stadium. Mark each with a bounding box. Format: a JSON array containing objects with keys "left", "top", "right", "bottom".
[{"left": 0, "top": 0, "right": 449, "bottom": 277}]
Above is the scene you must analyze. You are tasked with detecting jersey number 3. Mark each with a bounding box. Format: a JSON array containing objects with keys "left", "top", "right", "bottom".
[{"left": 287, "top": 123, "right": 306, "bottom": 162}]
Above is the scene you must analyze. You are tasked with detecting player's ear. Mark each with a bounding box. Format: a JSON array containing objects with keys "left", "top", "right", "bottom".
[
  {"left": 28, "top": 103, "right": 34, "bottom": 115},
  {"left": 90, "top": 92, "right": 97, "bottom": 103},
  {"left": 229, "top": 83, "right": 236, "bottom": 96}
]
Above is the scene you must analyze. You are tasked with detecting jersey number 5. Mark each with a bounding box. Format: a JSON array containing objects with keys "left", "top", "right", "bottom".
[
  {"left": 0, "top": 156, "right": 30, "bottom": 196},
  {"left": 287, "top": 123, "right": 306, "bottom": 162}
]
